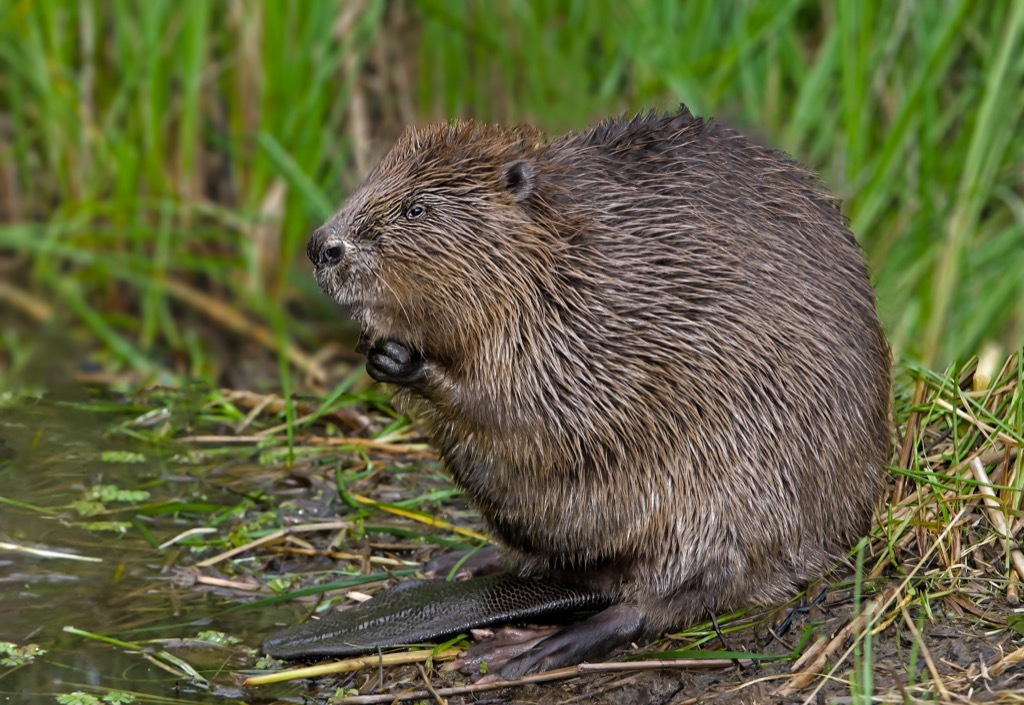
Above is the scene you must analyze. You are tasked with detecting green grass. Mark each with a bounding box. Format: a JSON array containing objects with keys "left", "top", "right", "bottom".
[{"left": 0, "top": 0, "right": 1020, "bottom": 389}]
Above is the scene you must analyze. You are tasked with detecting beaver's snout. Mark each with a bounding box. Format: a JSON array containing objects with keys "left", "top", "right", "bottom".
[{"left": 307, "top": 226, "right": 345, "bottom": 268}]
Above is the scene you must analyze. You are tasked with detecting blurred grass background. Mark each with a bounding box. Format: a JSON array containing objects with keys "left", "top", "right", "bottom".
[{"left": 0, "top": 0, "right": 1021, "bottom": 391}]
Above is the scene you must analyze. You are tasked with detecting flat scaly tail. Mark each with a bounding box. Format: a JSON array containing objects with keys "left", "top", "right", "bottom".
[{"left": 262, "top": 574, "right": 611, "bottom": 659}]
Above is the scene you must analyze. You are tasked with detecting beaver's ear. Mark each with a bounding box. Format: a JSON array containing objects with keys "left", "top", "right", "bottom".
[{"left": 501, "top": 160, "right": 533, "bottom": 201}]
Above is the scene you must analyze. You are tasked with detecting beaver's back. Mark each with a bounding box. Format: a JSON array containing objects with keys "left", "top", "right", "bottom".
[{"left": 434, "top": 112, "right": 888, "bottom": 622}]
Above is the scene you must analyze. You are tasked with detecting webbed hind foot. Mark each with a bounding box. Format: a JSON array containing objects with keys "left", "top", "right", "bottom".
[{"left": 453, "top": 603, "right": 647, "bottom": 680}]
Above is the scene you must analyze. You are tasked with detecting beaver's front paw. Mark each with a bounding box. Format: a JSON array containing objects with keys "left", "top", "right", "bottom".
[{"left": 365, "top": 339, "right": 425, "bottom": 385}]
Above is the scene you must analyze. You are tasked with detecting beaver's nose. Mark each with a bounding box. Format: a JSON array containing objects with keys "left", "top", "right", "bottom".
[{"left": 307, "top": 227, "right": 345, "bottom": 267}]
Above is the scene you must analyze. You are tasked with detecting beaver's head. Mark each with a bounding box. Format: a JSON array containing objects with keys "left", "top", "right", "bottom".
[{"left": 307, "top": 121, "right": 567, "bottom": 354}]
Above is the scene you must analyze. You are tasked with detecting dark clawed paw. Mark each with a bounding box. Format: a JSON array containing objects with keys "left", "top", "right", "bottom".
[
  {"left": 453, "top": 626, "right": 560, "bottom": 679},
  {"left": 365, "top": 339, "right": 425, "bottom": 385},
  {"left": 476, "top": 604, "right": 645, "bottom": 681},
  {"left": 495, "top": 631, "right": 580, "bottom": 679}
]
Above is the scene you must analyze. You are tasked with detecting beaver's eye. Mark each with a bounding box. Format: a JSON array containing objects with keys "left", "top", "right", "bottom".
[{"left": 405, "top": 203, "right": 427, "bottom": 220}]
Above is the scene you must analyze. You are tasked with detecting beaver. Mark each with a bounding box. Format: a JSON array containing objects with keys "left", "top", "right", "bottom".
[{"left": 272, "top": 106, "right": 891, "bottom": 677}]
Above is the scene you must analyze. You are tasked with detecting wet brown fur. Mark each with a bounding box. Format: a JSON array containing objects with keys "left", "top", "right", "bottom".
[{"left": 313, "top": 107, "right": 891, "bottom": 636}]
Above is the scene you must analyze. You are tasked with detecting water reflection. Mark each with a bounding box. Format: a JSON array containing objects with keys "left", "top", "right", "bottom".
[{"left": 0, "top": 395, "right": 296, "bottom": 704}]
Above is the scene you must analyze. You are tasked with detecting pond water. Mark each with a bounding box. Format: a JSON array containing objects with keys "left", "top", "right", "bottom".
[{"left": 0, "top": 395, "right": 306, "bottom": 704}]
